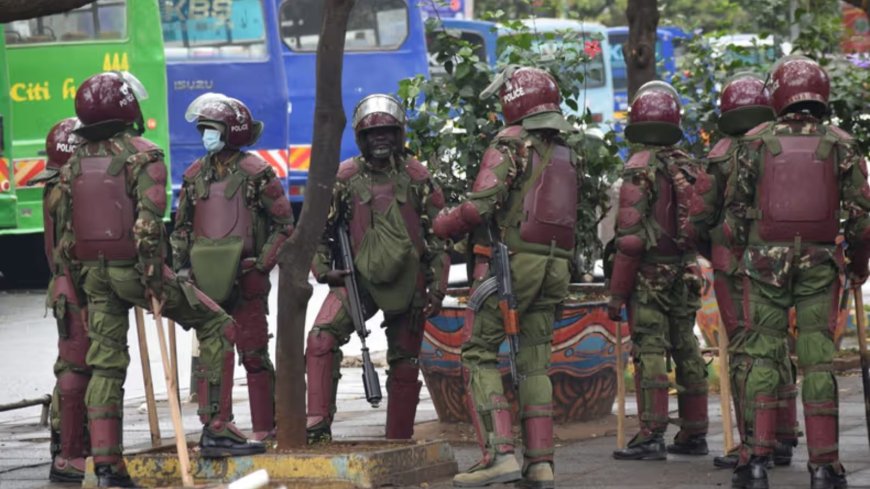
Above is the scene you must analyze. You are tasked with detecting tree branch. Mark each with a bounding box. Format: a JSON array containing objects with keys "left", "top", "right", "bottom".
[
  {"left": 0, "top": 0, "right": 97, "bottom": 23},
  {"left": 274, "top": 0, "right": 354, "bottom": 448}
]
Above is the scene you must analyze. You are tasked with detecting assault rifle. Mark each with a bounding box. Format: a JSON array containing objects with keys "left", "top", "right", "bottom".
[
  {"left": 469, "top": 228, "right": 521, "bottom": 390},
  {"left": 336, "top": 222, "right": 383, "bottom": 408}
]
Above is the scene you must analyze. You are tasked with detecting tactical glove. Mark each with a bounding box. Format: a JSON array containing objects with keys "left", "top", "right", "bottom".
[
  {"left": 607, "top": 296, "right": 625, "bottom": 321},
  {"left": 319, "top": 269, "right": 351, "bottom": 287}
]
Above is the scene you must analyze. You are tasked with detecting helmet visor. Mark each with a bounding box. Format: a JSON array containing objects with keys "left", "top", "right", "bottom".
[
  {"left": 633, "top": 80, "right": 682, "bottom": 108},
  {"left": 184, "top": 92, "right": 229, "bottom": 123},
  {"left": 118, "top": 71, "right": 149, "bottom": 101}
]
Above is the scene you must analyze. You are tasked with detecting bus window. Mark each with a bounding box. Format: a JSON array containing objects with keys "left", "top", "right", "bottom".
[
  {"left": 427, "top": 29, "right": 488, "bottom": 78},
  {"left": 280, "top": 0, "right": 408, "bottom": 52},
  {"left": 162, "top": 0, "right": 267, "bottom": 60},
  {"left": 5, "top": 0, "right": 126, "bottom": 44}
]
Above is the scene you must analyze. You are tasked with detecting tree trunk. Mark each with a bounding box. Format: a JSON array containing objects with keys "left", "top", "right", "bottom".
[
  {"left": 0, "top": 0, "right": 97, "bottom": 23},
  {"left": 274, "top": 0, "right": 354, "bottom": 449},
  {"left": 624, "top": 0, "right": 660, "bottom": 102}
]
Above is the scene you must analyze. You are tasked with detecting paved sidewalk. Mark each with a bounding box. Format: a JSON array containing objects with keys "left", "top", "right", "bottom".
[{"left": 3, "top": 370, "right": 870, "bottom": 488}]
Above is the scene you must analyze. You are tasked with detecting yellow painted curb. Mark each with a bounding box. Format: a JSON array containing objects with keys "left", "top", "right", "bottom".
[{"left": 83, "top": 440, "right": 457, "bottom": 488}]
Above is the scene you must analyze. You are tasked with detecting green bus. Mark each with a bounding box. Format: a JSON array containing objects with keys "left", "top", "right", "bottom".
[
  {"left": 2, "top": 0, "right": 171, "bottom": 236},
  {"left": 0, "top": 25, "right": 14, "bottom": 231},
  {"left": 0, "top": 0, "right": 170, "bottom": 284}
]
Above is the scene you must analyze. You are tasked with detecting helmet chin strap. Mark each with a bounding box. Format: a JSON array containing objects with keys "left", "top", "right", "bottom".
[{"left": 133, "top": 115, "right": 145, "bottom": 136}]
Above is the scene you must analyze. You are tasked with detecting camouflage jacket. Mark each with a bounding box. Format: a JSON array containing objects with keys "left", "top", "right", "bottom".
[
  {"left": 735, "top": 113, "right": 870, "bottom": 287},
  {"left": 615, "top": 144, "right": 702, "bottom": 259},
  {"left": 311, "top": 154, "right": 449, "bottom": 296},
  {"left": 170, "top": 151, "right": 295, "bottom": 272}
]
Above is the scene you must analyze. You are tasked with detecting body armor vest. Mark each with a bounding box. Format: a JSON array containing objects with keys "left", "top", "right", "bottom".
[
  {"left": 71, "top": 154, "right": 137, "bottom": 261},
  {"left": 651, "top": 168, "right": 681, "bottom": 257},
  {"left": 753, "top": 135, "right": 839, "bottom": 244},
  {"left": 517, "top": 144, "right": 577, "bottom": 251},
  {"left": 193, "top": 178, "right": 255, "bottom": 257}
]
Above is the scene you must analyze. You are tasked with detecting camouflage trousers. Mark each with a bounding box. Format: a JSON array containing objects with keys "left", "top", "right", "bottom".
[
  {"left": 462, "top": 251, "right": 570, "bottom": 467},
  {"left": 627, "top": 261, "right": 708, "bottom": 444},
  {"left": 80, "top": 262, "right": 235, "bottom": 464},
  {"left": 741, "top": 252, "right": 840, "bottom": 467},
  {"left": 306, "top": 283, "right": 427, "bottom": 438},
  {"left": 715, "top": 269, "right": 799, "bottom": 453}
]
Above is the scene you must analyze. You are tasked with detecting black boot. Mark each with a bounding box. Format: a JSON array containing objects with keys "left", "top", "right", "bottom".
[
  {"left": 307, "top": 423, "right": 333, "bottom": 444},
  {"left": 95, "top": 464, "right": 138, "bottom": 488},
  {"left": 809, "top": 464, "right": 847, "bottom": 489},
  {"left": 715, "top": 449, "right": 773, "bottom": 470},
  {"left": 732, "top": 457, "right": 769, "bottom": 489},
  {"left": 613, "top": 433, "right": 666, "bottom": 461},
  {"left": 667, "top": 434, "right": 709, "bottom": 455},
  {"left": 200, "top": 424, "right": 266, "bottom": 458},
  {"left": 773, "top": 443, "right": 793, "bottom": 466}
]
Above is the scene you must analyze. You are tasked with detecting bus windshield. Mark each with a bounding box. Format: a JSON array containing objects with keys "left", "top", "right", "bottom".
[
  {"left": 280, "top": 0, "right": 408, "bottom": 52},
  {"left": 162, "top": 0, "right": 267, "bottom": 60},
  {"left": 5, "top": 0, "right": 126, "bottom": 44}
]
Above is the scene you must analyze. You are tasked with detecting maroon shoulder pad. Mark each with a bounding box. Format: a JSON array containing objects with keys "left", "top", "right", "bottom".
[
  {"left": 404, "top": 157, "right": 430, "bottom": 182},
  {"left": 826, "top": 125, "right": 854, "bottom": 142},
  {"left": 128, "top": 136, "right": 161, "bottom": 153},
  {"left": 625, "top": 150, "right": 653, "bottom": 169},
  {"left": 238, "top": 153, "right": 270, "bottom": 176},
  {"left": 707, "top": 138, "right": 733, "bottom": 159},
  {"left": 745, "top": 121, "right": 773, "bottom": 137},
  {"left": 183, "top": 159, "right": 204, "bottom": 180},
  {"left": 336, "top": 158, "right": 361, "bottom": 181}
]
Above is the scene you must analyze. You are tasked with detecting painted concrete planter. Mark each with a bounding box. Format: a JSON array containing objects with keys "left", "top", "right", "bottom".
[{"left": 420, "top": 283, "right": 629, "bottom": 424}]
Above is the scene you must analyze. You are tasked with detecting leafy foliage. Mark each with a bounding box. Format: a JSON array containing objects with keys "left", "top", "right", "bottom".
[
  {"left": 398, "top": 13, "right": 623, "bottom": 271},
  {"left": 670, "top": 3, "right": 870, "bottom": 157}
]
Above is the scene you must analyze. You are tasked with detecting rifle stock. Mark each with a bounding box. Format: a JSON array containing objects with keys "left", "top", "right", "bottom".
[{"left": 337, "top": 224, "right": 383, "bottom": 408}]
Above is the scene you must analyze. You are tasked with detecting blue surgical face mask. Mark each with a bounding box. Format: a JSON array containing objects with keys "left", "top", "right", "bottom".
[{"left": 202, "top": 128, "right": 225, "bottom": 153}]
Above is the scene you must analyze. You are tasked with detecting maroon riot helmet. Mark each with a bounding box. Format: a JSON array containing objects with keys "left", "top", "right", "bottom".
[
  {"left": 770, "top": 55, "right": 830, "bottom": 117},
  {"left": 74, "top": 71, "right": 148, "bottom": 140},
  {"left": 624, "top": 80, "right": 683, "bottom": 146},
  {"left": 717, "top": 72, "right": 775, "bottom": 136},
  {"left": 351, "top": 94, "right": 406, "bottom": 157},
  {"left": 185, "top": 93, "right": 263, "bottom": 148},
  {"left": 45, "top": 118, "right": 82, "bottom": 170},
  {"left": 481, "top": 65, "right": 573, "bottom": 132}
]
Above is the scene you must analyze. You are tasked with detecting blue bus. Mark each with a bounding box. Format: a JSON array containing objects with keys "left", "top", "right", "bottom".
[
  {"left": 497, "top": 19, "right": 615, "bottom": 126},
  {"left": 162, "top": 0, "right": 290, "bottom": 209},
  {"left": 607, "top": 26, "right": 690, "bottom": 121},
  {"left": 277, "top": 0, "right": 430, "bottom": 202}
]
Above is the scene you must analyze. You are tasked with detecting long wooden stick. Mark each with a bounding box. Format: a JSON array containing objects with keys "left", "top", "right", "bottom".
[
  {"left": 615, "top": 318, "right": 626, "bottom": 449},
  {"left": 151, "top": 298, "right": 194, "bottom": 487},
  {"left": 718, "top": 321, "right": 734, "bottom": 453},
  {"left": 135, "top": 307, "right": 161, "bottom": 447},
  {"left": 853, "top": 288, "right": 870, "bottom": 450},
  {"left": 168, "top": 320, "right": 180, "bottom": 402}
]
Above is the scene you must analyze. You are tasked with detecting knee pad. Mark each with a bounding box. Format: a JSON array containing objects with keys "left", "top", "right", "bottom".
[
  {"left": 388, "top": 360, "right": 420, "bottom": 384},
  {"left": 306, "top": 330, "right": 338, "bottom": 357},
  {"left": 241, "top": 351, "right": 269, "bottom": 373}
]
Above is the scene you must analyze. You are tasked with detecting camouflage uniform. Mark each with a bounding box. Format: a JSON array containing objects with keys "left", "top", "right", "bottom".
[
  {"left": 611, "top": 146, "right": 709, "bottom": 453},
  {"left": 307, "top": 152, "right": 448, "bottom": 440},
  {"left": 685, "top": 135, "right": 800, "bottom": 467},
  {"left": 171, "top": 150, "right": 294, "bottom": 439},
  {"left": 33, "top": 118, "right": 91, "bottom": 481},
  {"left": 58, "top": 129, "right": 262, "bottom": 478},
  {"left": 730, "top": 113, "right": 870, "bottom": 473},
  {"left": 435, "top": 86, "right": 581, "bottom": 489}
]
